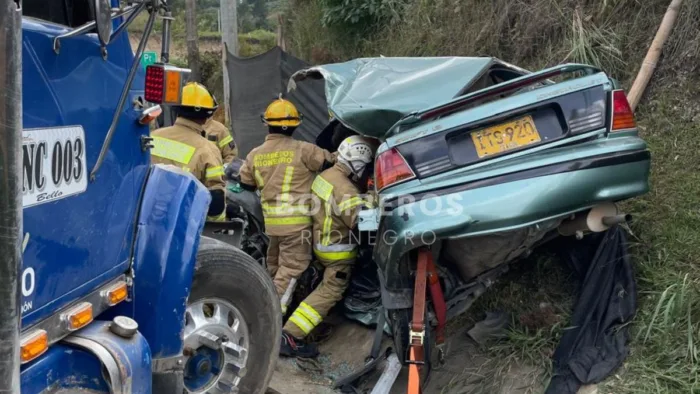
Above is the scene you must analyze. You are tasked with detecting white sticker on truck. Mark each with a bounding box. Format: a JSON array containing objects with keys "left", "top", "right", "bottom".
[{"left": 22, "top": 126, "right": 87, "bottom": 208}]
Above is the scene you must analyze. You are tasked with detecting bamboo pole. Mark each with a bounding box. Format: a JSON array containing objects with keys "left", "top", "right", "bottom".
[{"left": 627, "top": 0, "right": 684, "bottom": 111}]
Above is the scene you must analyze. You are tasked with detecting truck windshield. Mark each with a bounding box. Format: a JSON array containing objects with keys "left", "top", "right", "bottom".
[{"left": 23, "top": 0, "right": 94, "bottom": 27}]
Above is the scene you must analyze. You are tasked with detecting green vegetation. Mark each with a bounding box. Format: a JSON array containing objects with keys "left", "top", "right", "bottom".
[
  {"left": 130, "top": 0, "right": 282, "bottom": 36},
  {"left": 283, "top": 0, "right": 698, "bottom": 81},
  {"left": 129, "top": 0, "right": 279, "bottom": 49},
  {"left": 318, "top": 0, "right": 407, "bottom": 31},
  {"left": 239, "top": 29, "right": 277, "bottom": 57},
  {"left": 282, "top": 0, "right": 700, "bottom": 392},
  {"left": 128, "top": 2, "right": 279, "bottom": 100}
]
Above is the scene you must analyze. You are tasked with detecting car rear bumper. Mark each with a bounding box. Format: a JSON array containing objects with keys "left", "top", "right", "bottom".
[{"left": 372, "top": 146, "right": 650, "bottom": 290}]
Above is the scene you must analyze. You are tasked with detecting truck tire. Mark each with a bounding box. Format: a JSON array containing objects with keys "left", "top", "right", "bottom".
[{"left": 185, "top": 236, "right": 281, "bottom": 394}]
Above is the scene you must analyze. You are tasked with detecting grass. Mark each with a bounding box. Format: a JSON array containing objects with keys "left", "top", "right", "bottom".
[
  {"left": 604, "top": 79, "right": 700, "bottom": 393},
  {"left": 442, "top": 251, "right": 573, "bottom": 393},
  {"left": 281, "top": 0, "right": 700, "bottom": 392}
]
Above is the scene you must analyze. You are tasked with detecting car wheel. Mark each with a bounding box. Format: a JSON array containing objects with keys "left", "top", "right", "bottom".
[{"left": 184, "top": 236, "right": 281, "bottom": 394}]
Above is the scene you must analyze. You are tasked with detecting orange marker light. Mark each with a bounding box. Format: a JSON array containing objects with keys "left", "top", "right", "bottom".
[
  {"left": 64, "top": 302, "right": 94, "bottom": 331},
  {"left": 164, "top": 70, "right": 182, "bottom": 104},
  {"left": 139, "top": 105, "right": 163, "bottom": 125},
  {"left": 20, "top": 329, "right": 48, "bottom": 363},
  {"left": 104, "top": 281, "right": 128, "bottom": 306}
]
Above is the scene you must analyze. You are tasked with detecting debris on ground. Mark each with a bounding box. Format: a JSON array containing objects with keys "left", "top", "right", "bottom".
[{"left": 467, "top": 310, "right": 511, "bottom": 345}]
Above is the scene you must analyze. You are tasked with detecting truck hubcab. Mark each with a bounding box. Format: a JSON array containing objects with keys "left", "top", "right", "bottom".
[{"left": 183, "top": 298, "right": 250, "bottom": 393}]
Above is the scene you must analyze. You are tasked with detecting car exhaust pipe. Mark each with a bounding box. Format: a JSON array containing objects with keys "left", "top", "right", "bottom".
[
  {"left": 559, "top": 202, "right": 631, "bottom": 238},
  {"left": 0, "top": 0, "right": 24, "bottom": 392},
  {"left": 602, "top": 213, "right": 633, "bottom": 227}
]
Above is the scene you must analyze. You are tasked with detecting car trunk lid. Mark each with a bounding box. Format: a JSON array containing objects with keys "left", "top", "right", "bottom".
[{"left": 393, "top": 73, "right": 611, "bottom": 179}]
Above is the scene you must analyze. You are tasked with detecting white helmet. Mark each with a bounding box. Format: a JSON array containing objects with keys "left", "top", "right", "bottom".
[{"left": 337, "top": 136, "right": 377, "bottom": 178}]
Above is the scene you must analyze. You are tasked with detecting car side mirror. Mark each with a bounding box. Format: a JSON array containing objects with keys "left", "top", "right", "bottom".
[{"left": 94, "top": 0, "right": 113, "bottom": 47}]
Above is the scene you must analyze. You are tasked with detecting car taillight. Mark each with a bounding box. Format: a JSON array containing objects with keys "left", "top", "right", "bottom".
[
  {"left": 611, "top": 90, "right": 637, "bottom": 131},
  {"left": 375, "top": 148, "right": 415, "bottom": 191}
]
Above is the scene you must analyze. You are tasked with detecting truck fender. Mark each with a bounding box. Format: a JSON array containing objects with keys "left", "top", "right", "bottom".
[
  {"left": 61, "top": 320, "right": 152, "bottom": 394},
  {"left": 131, "top": 165, "right": 210, "bottom": 360}
]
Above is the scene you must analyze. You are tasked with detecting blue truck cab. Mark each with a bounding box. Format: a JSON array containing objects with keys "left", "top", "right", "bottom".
[{"left": 1, "top": 1, "right": 281, "bottom": 392}]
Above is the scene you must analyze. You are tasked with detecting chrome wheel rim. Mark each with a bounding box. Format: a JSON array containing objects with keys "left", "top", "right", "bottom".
[{"left": 183, "top": 298, "right": 250, "bottom": 394}]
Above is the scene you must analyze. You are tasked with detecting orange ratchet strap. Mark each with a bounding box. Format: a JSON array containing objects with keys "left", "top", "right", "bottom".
[
  {"left": 426, "top": 256, "right": 446, "bottom": 346},
  {"left": 407, "top": 248, "right": 430, "bottom": 394}
]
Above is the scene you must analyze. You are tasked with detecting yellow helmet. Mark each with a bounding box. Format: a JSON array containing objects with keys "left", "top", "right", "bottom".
[
  {"left": 261, "top": 97, "right": 302, "bottom": 128},
  {"left": 179, "top": 82, "right": 218, "bottom": 118}
]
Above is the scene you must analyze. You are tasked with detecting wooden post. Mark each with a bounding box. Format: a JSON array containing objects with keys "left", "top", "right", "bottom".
[
  {"left": 185, "top": 0, "right": 201, "bottom": 81},
  {"left": 220, "top": 0, "right": 238, "bottom": 126},
  {"left": 627, "top": 0, "right": 684, "bottom": 111},
  {"left": 277, "top": 14, "right": 286, "bottom": 51}
]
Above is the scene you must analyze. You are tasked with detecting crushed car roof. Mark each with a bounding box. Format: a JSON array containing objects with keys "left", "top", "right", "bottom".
[{"left": 289, "top": 56, "right": 512, "bottom": 138}]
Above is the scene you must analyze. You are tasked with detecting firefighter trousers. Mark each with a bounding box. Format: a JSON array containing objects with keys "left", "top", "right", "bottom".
[
  {"left": 267, "top": 233, "right": 312, "bottom": 314},
  {"left": 283, "top": 258, "right": 354, "bottom": 339}
]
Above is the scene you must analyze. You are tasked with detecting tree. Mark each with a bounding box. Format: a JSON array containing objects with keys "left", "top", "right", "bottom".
[
  {"left": 237, "top": 1, "right": 256, "bottom": 32},
  {"left": 237, "top": 0, "right": 269, "bottom": 32},
  {"left": 185, "top": 0, "right": 200, "bottom": 81},
  {"left": 249, "top": 0, "right": 267, "bottom": 27}
]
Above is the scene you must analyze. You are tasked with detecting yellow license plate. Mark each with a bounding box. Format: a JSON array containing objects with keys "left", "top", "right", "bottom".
[{"left": 470, "top": 115, "right": 541, "bottom": 158}]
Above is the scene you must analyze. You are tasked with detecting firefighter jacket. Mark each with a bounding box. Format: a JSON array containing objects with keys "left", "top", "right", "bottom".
[
  {"left": 311, "top": 163, "right": 373, "bottom": 262},
  {"left": 204, "top": 118, "right": 238, "bottom": 163},
  {"left": 151, "top": 117, "right": 226, "bottom": 192},
  {"left": 239, "top": 133, "right": 335, "bottom": 236}
]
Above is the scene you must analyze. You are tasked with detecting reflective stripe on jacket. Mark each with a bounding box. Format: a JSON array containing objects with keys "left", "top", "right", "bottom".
[
  {"left": 311, "top": 163, "right": 372, "bottom": 262},
  {"left": 204, "top": 118, "right": 238, "bottom": 163},
  {"left": 151, "top": 117, "right": 226, "bottom": 192},
  {"left": 239, "top": 133, "right": 335, "bottom": 236}
]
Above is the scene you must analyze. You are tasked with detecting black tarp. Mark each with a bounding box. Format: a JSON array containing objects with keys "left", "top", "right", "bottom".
[
  {"left": 227, "top": 46, "right": 328, "bottom": 157},
  {"left": 546, "top": 227, "right": 637, "bottom": 393}
]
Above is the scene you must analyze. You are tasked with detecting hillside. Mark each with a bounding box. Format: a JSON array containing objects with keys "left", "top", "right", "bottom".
[{"left": 280, "top": 1, "right": 700, "bottom": 393}]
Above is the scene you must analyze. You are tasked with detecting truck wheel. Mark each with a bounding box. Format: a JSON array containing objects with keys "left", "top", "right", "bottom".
[{"left": 184, "top": 236, "right": 281, "bottom": 394}]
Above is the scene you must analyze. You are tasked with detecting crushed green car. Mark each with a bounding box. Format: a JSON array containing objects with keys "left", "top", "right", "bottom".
[{"left": 291, "top": 57, "right": 650, "bottom": 365}]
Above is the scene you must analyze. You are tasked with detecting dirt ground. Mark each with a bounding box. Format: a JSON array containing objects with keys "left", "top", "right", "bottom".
[
  {"left": 267, "top": 320, "right": 599, "bottom": 394},
  {"left": 268, "top": 321, "right": 544, "bottom": 394}
]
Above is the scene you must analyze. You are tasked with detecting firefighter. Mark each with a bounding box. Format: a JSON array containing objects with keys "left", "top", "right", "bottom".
[
  {"left": 238, "top": 97, "right": 336, "bottom": 316},
  {"left": 150, "top": 82, "right": 227, "bottom": 222},
  {"left": 280, "top": 136, "right": 377, "bottom": 358},
  {"left": 204, "top": 116, "right": 238, "bottom": 164}
]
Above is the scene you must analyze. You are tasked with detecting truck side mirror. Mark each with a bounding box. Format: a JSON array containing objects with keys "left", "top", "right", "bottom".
[{"left": 94, "top": 0, "right": 112, "bottom": 47}]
